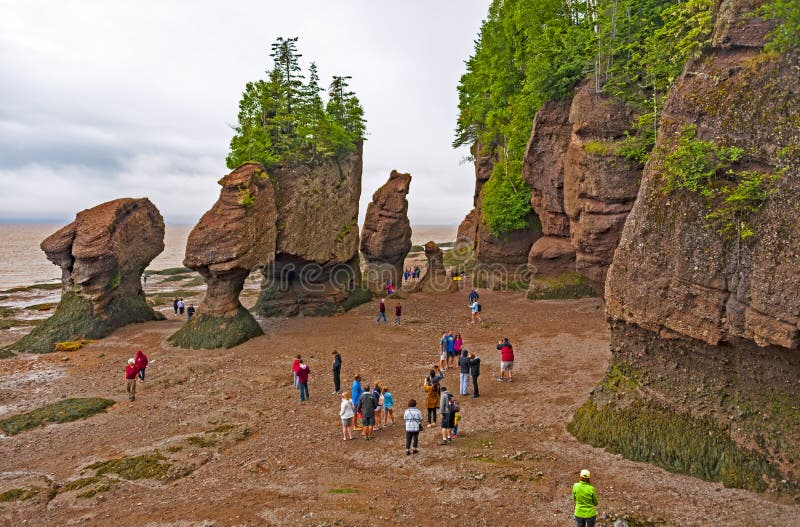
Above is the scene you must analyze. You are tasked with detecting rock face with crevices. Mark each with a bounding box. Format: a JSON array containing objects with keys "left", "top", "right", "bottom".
[
  {"left": 563, "top": 81, "right": 642, "bottom": 290},
  {"left": 572, "top": 0, "right": 800, "bottom": 492},
  {"left": 255, "top": 144, "right": 364, "bottom": 317},
  {"left": 360, "top": 170, "right": 412, "bottom": 292},
  {"left": 169, "top": 163, "right": 277, "bottom": 349},
  {"left": 411, "top": 241, "right": 458, "bottom": 293},
  {"left": 10, "top": 198, "right": 165, "bottom": 353}
]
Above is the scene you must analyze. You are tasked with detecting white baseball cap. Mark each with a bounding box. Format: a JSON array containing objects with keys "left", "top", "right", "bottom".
[
  {"left": 580, "top": 469, "right": 591, "bottom": 479},
  {"left": 128, "top": 358, "right": 135, "bottom": 365}
]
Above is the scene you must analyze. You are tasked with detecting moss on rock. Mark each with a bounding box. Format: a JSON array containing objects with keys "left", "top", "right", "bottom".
[
  {"left": 0, "top": 397, "right": 115, "bottom": 436},
  {"left": 527, "top": 272, "right": 597, "bottom": 300},
  {"left": 6, "top": 292, "right": 160, "bottom": 354},
  {"left": 87, "top": 452, "right": 170, "bottom": 481},
  {"left": 167, "top": 306, "right": 263, "bottom": 349}
]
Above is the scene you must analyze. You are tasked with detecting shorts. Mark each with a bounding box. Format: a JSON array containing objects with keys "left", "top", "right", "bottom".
[
  {"left": 376, "top": 406, "right": 383, "bottom": 412},
  {"left": 447, "top": 350, "right": 456, "bottom": 357},
  {"left": 440, "top": 352, "right": 447, "bottom": 361},
  {"left": 341, "top": 417, "right": 352, "bottom": 426},
  {"left": 441, "top": 413, "right": 455, "bottom": 429},
  {"left": 362, "top": 415, "right": 375, "bottom": 426},
  {"left": 501, "top": 361, "right": 514, "bottom": 372}
]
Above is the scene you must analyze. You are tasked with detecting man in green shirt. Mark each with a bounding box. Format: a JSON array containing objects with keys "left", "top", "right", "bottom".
[{"left": 572, "top": 469, "right": 598, "bottom": 527}]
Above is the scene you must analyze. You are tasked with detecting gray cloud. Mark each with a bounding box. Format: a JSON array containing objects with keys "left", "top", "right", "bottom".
[{"left": 0, "top": 0, "right": 487, "bottom": 225}]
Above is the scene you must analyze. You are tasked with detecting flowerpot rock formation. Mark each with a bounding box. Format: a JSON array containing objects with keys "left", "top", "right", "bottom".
[
  {"left": 8, "top": 198, "right": 165, "bottom": 354},
  {"left": 168, "top": 163, "right": 277, "bottom": 349},
  {"left": 360, "top": 170, "right": 412, "bottom": 293}
]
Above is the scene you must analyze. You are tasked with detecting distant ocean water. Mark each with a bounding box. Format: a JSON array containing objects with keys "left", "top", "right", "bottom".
[{"left": 0, "top": 224, "right": 457, "bottom": 290}]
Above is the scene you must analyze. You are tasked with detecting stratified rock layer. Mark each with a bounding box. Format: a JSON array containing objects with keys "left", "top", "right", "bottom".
[
  {"left": 575, "top": 0, "right": 800, "bottom": 492},
  {"left": 10, "top": 198, "right": 164, "bottom": 353},
  {"left": 255, "top": 144, "right": 363, "bottom": 316},
  {"left": 360, "top": 170, "right": 412, "bottom": 292},
  {"left": 563, "top": 81, "right": 642, "bottom": 291},
  {"left": 169, "top": 163, "right": 277, "bottom": 349}
]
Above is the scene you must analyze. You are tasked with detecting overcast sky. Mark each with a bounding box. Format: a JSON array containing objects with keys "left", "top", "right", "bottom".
[{"left": 0, "top": 1, "right": 488, "bottom": 226}]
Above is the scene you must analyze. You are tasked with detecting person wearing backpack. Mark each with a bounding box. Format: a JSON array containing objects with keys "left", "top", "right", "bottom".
[
  {"left": 469, "top": 299, "right": 481, "bottom": 323},
  {"left": 439, "top": 387, "right": 454, "bottom": 444},
  {"left": 497, "top": 338, "right": 514, "bottom": 382},
  {"left": 468, "top": 289, "right": 479, "bottom": 303}
]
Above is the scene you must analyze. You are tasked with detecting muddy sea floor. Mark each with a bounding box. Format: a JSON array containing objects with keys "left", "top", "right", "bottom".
[{"left": 0, "top": 281, "right": 795, "bottom": 526}]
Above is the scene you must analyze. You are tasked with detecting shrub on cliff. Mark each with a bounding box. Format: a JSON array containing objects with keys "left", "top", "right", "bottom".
[{"left": 226, "top": 37, "right": 366, "bottom": 170}]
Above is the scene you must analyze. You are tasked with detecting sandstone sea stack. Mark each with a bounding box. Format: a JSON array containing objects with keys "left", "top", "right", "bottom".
[
  {"left": 411, "top": 241, "right": 459, "bottom": 294},
  {"left": 360, "top": 170, "right": 412, "bottom": 293},
  {"left": 168, "top": 163, "right": 277, "bottom": 349},
  {"left": 254, "top": 143, "right": 364, "bottom": 317},
  {"left": 9, "top": 198, "right": 165, "bottom": 354},
  {"left": 571, "top": 0, "right": 800, "bottom": 492}
]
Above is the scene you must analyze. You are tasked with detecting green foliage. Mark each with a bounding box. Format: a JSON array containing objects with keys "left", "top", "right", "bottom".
[
  {"left": 660, "top": 125, "right": 779, "bottom": 239},
  {"left": 760, "top": 0, "right": 800, "bottom": 53},
  {"left": 526, "top": 272, "right": 598, "bottom": 299},
  {"left": 167, "top": 306, "right": 263, "bottom": 349},
  {"left": 227, "top": 37, "right": 366, "bottom": 170},
  {"left": 0, "top": 488, "right": 40, "bottom": 501},
  {"left": 87, "top": 453, "right": 170, "bottom": 481},
  {"left": 480, "top": 161, "right": 532, "bottom": 236},
  {"left": 237, "top": 184, "right": 254, "bottom": 208},
  {"left": 582, "top": 140, "right": 619, "bottom": 156},
  {"left": 0, "top": 398, "right": 115, "bottom": 436}
]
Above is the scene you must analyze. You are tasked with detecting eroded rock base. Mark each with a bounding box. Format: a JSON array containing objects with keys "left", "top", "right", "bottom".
[
  {"left": 167, "top": 306, "right": 263, "bottom": 350},
  {"left": 569, "top": 321, "right": 800, "bottom": 496},
  {"left": 9, "top": 292, "right": 161, "bottom": 354}
]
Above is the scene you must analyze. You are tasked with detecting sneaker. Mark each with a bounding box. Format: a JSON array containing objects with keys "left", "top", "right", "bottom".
[
  {"left": 440, "top": 440, "right": 449, "bottom": 445},
  {"left": 406, "top": 450, "right": 411, "bottom": 456},
  {"left": 509, "top": 378, "right": 513, "bottom": 383},
  {"left": 497, "top": 377, "right": 504, "bottom": 382},
  {"left": 412, "top": 449, "right": 418, "bottom": 454}
]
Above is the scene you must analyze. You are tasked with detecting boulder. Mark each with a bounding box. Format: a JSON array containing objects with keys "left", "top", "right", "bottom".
[
  {"left": 563, "top": 80, "right": 642, "bottom": 291},
  {"left": 527, "top": 236, "right": 576, "bottom": 276},
  {"left": 411, "top": 241, "right": 459, "bottom": 293},
  {"left": 168, "top": 163, "right": 277, "bottom": 349},
  {"left": 9, "top": 198, "right": 164, "bottom": 353},
  {"left": 360, "top": 170, "right": 412, "bottom": 292},
  {"left": 576, "top": 0, "right": 800, "bottom": 491},
  {"left": 254, "top": 143, "right": 363, "bottom": 317}
]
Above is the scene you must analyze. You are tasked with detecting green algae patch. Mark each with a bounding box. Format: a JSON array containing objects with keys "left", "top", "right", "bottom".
[
  {"left": 0, "top": 487, "right": 41, "bottom": 502},
  {"left": 527, "top": 272, "right": 597, "bottom": 300},
  {"left": 341, "top": 287, "right": 372, "bottom": 311},
  {"left": 168, "top": 305, "right": 263, "bottom": 349},
  {"left": 148, "top": 267, "right": 192, "bottom": 276},
  {"left": 328, "top": 487, "right": 359, "bottom": 494},
  {"left": 0, "top": 397, "right": 115, "bottom": 436},
  {"left": 87, "top": 452, "right": 170, "bottom": 481},
  {"left": 7, "top": 292, "right": 161, "bottom": 354},
  {"left": 568, "top": 361, "right": 780, "bottom": 492}
]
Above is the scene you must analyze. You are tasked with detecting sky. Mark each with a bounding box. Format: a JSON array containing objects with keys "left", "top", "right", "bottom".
[{"left": 0, "top": 1, "right": 489, "bottom": 226}]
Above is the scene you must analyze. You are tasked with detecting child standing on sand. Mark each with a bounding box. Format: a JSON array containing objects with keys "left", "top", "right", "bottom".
[
  {"left": 382, "top": 387, "right": 395, "bottom": 426},
  {"left": 451, "top": 398, "right": 462, "bottom": 439}
]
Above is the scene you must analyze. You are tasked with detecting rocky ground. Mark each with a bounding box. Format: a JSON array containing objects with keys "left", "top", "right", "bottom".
[{"left": 0, "top": 280, "right": 795, "bottom": 526}]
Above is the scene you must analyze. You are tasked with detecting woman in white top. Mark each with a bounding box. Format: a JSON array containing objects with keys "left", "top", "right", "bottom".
[
  {"left": 403, "top": 399, "right": 424, "bottom": 455},
  {"left": 339, "top": 392, "right": 355, "bottom": 440}
]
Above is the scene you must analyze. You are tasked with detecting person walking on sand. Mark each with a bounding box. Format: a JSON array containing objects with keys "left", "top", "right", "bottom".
[
  {"left": 331, "top": 351, "right": 342, "bottom": 394},
  {"left": 125, "top": 358, "right": 140, "bottom": 402},
  {"left": 572, "top": 469, "right": 599, "bottom": 527},
  {"left": 178, "top": 298, "right": 185, "bottom": 316},
  {"left": 468, "top": 288, "right": 479, "bottom": 303},
  {"left": 186, "top": 303, "right": 196, "bottom": 320},
  {"left": 445, "top": 330, "right": 456, "bottom": 369},
  {"left": 376, "top": 298, "right": 387, "bottom": 323},
  {"left": 394, "top": 302, "right": 402, "bottom": 325},
  {"left": 458, "top": 349, "right": 471, "bottom": 395},
  {"left": 424, "top": 373, "right": 440, "bottom": 428},
  {"left": 382, "top": 386, "right": 395, "bottom": 426},
  {"left": 296, "top": 360, "right": 311, "bottom": 402},
  {"left": 497, "top": 338, "right": 514, "bottom": 382},
  {"left": 292, "top": 354, "right": 302, "bottom": 389},
  {"left": 339, "top": 392, "right": 355, "bottom": 440},
  {"left": 470, "top": 298, "right": 481, "bottom": 323},
  {"left": 439, "top": 386, "right": 454, "bottom": 444},
  {"left": 134, "top": 350, "right": 149, "bottom": 382},
  {"left": 173, "top": 297, "right": 179, "bottom": 316},
  {"left": 468, "top": 352, "right": 481, "bottom": 398},
  {"left": 403, "top": 399, "right": 423, "bottom": 455},
  {"left": 357, "top": 384, "right": 377, "bottom": 439}
]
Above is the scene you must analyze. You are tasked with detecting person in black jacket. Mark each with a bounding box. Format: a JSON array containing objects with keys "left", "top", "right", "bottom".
[
  {"left": 332, "top": 351, "right": 342, "bottom": 394},
  {"left": 468, "top": 352, "right": 481, "bottom": 398},
  {"left": 458, "top": 349, "right": 471, "bottom": 395}
]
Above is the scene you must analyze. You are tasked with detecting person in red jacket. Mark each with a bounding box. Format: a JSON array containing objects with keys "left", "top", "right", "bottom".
[
  {"left": 291, "top": 354, "right": 302, "bottom": 389},
  {"left": 125, "top": 358, "right": 140, "bottom": 401},
  {"left": 496, "top": 338, "right": 515, "bottom": 382},
  {"left": 296, "top": 360, "right": 311, "bottom": 402},
  {"left": 134, "top": 350, "right": 149, "bottom": 382}
]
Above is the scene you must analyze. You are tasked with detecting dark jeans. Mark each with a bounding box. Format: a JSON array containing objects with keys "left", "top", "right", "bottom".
[
  {"left": 472, "top": 374, "right": 479, "bottom": 396},
  {"left": 427, "top": 408, "right": 437, "bottom": 423},
  {"left": 299, "top": 382, "right": 309, "bottom": 401},
  {"left": 139, "top": 367, "right": 146, "bottom": 381},
  {"left": 405, "top": 431, "right": 419, "bottom": 450},
  {"left": 376, "top": 311, "right": 387, "bottom": 322},
  {"left": 575, "top": 516, "right": 596, "bottom": 527},
  {"left": 333, "top": 369, "right": 341, "bottom": 392}
]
